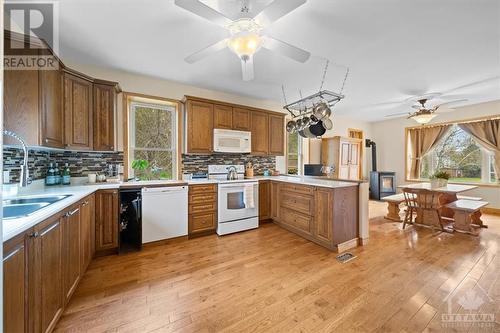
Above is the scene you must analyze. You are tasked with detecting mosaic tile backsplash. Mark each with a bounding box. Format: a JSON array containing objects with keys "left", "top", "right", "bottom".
[
  {"left": 3, "top": 147, "right": 124, "bottom": 183},
  {"left": 182, "top": 154, "right": 276, "bottom": 175}
]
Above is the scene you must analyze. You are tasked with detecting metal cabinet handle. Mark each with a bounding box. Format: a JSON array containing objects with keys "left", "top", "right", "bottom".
[
  {"left": 66, "top": 208, "right": 80, "bottom": 217},
  {"left": 29, "top": 231, "right": 39, "bottom": 238}
]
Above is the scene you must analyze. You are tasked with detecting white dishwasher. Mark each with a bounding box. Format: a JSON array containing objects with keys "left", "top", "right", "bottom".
[{"left": 141, "top": 186, "right": 188, "bottom": 244}]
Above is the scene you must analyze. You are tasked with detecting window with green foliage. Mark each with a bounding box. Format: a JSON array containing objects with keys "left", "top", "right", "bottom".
[
  {"left": 129, "top": 102, "right": 177, "bottom": 180},
  {"left": 287, "top": 131, "right": 300, "bottom": 175},
  {"left": 420, "top": 124, "right": 497, "bottom": 183}
]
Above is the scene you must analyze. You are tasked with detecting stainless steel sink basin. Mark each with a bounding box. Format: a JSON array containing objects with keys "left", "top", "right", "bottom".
[{"left": 3, "top": 195, "right": 72, "bottom": 219}]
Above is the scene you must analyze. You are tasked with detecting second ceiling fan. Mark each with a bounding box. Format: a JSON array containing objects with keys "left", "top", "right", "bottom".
[{"left": 175, "top": 0, "right": 311, "bottom": 81}]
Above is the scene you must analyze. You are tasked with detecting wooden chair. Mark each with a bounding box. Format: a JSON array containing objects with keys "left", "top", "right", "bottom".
[{"left": 402, "top": 188, "right": 445, "bottom": 232}]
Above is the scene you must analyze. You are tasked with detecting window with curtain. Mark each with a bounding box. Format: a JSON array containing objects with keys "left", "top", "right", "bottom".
[
  {"left": 287, "top": 131, "right": 300, "bottom": 174},
  {"left": 408, "top": 119, "right": 499, "bottom": 184},
  {"left": 129, "top": 102, "right": 177, "bottom": 180}
]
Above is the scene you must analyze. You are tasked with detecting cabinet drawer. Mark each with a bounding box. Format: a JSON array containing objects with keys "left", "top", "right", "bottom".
[
  {"left": 280, "top": 193, "right": 313, "bottom": 216},
  {"left": 189, "top": 193, "right": 217, "bottom": 205},
  {"left": 279, "top": 207, "right": 312, "bottom": 234},
  {"left": 189, "top": 184, "right": 217, "bottom": 195},
  {"left": 281, "top": 184, "right": 314, "bottom": 196},
  {"left": 190, "top": 212, "right": 216, "bottom": 233},
  {"left": 189, "top": 202, "right": 217, "bottom": 214}
]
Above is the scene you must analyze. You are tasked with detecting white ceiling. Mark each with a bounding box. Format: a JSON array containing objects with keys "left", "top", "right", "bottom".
[{"left": 57, "top": 0, "right": 500, "bottom": 120}]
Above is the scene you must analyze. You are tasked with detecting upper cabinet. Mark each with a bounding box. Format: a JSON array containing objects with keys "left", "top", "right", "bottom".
[
  {"left": 250, "top": 112, "right": 269, "bottom": 155},
  {"left": 213, "top": 104, "right": 233, "bottom": 129},
  {"left": 268, "top": 114, "right": 285, "bottom": 156},
  {"left": 3, "top": 31, "right": 120, "bottom": 151},
  {"left": 232, "top": 107, "right": 251, "bottom": 131},
  {"left": 93, "top": 82, "right": 117, "bottom": 151},
  {"left": 184, "top": 96, "right": 285, "bottom": 156},
  {"left": 186, "top": 100, "right": 214, "bottom": 153},
  {"left": 64, "top": 72, "right": 93, "bottom": 150},
  {"left": 321, "top": 136, "right": 362, "bottom": 180}
]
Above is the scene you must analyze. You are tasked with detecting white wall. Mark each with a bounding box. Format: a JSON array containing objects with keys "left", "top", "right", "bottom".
[{"left": 371, "top": 100, "right": 500, "bottom": 208}]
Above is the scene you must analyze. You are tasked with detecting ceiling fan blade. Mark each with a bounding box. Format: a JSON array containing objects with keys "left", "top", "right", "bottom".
[
  {"left": 185, "top": 38, "right": 228, "bottom": 63},
  {"left": 411, "top": 104, "right": 422, "bottom": 109},
  {"left": 175, "top": 0, "right": 233, "bottom": 27},
  {"left": 241, "top": 55, "right": 254, "bottom": 81},
  {"left": 253, "top": 0, "right": 306, "bottom": 27},
  {"left": 384, "top": 112, "right": 410, "bottom": 118},
  {"left": 262, "top": 37, "right": 310, "bottom": 63},
  {"left": 433, "top": 99, "right": 468, "bottom": 111}
]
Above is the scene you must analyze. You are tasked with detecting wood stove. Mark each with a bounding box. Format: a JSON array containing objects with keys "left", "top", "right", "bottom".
[{"left": 366, "top": 139, "right": 397, "bottom": 200}]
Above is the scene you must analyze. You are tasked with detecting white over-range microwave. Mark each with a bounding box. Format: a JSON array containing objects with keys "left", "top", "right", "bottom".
[{"left": 213, "top": 129, "right": 251, "bottom": 153}]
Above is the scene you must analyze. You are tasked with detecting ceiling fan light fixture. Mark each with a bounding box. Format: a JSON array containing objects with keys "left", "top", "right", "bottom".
[
  {"left": 412, "top": 113, "right": 437, "bottom": 124},
  {"left": 227, "top": 18, "right": 263, "bottom": 59}
]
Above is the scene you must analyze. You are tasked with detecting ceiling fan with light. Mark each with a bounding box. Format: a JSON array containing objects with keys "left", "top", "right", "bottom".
[
  {"left": 384, "top": 93, "right": 468, "bottom": 124},
  {"left": 175, "top": 0, "right": 311, "bottom": 81}
]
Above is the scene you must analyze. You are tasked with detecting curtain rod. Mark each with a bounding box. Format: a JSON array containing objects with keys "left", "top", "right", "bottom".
[{"left": 406, "top": 115, "right": 500, "bottom": 130}]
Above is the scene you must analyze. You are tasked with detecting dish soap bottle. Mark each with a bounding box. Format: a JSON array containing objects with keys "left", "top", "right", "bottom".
[
  {"left": 54, "top": 163, "right": 61, "bottom": 185},
  {"left": 46, "top": 163, "right": 55, "bottom": 186},
  {"left": 62, "top": 163, "right": 71, "bottom": 185}
]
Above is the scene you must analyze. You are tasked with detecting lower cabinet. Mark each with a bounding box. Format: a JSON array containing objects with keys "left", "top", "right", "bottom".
[
  {"left": 3, "top": 194, "right": 97, "bottom": 333},
  {"left": 81, "top": 195, "right": 95, "bottom": 271},
  {"left": 95, "top": 189, "right": 119, "bottom": 253},
  {"left": 188, "top": 184, "right": 217, "bottom": 236},
  {"left": 258, "top": 180, "right": 271, "bottom": 221},
  {"left": 271, "top": 182, "right": 358, "bottom": 251}
]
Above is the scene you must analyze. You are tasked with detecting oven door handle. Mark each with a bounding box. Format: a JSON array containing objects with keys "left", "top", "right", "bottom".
[{"left": 220, "top": 184, "right": 257, "bottom": 189}]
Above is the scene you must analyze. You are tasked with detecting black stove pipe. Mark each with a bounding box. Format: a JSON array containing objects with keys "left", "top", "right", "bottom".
[{"left": 365, "top": 139, "right": 377, "bottom": 172}]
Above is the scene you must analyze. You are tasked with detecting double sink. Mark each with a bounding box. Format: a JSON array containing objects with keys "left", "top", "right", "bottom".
[{"left": 3, "top": 195, "right": 72, "bottom": 219}]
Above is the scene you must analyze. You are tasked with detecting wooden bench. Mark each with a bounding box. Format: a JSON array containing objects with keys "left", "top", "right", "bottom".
[
  {"left": 445, "top": 199, "right": 489, "bottom": 235},
  {"left": 381, "top": 193, "right": 405, "bottom": 221}
]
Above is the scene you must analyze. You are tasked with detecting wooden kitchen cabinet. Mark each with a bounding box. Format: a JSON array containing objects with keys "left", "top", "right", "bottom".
[
  {"left": 251, "top": 112, "right": 269, "bottom": 155},
  {"left": 186, "top": 100, "right": 214, "bottom": 153},
  {"left": 232, "top": 107, "right": 251, "bottom": 131},
  {"left": 62, "top": 204, "right": 82, "bottom": 305},
  {"left": 268, "top": 114, "right": 285, "bottom": 156},
  {"left": 64, "top": 72, "right": 94, "bottom": 150},
  {"left": 214, "top": 104, "right": 233, "bottom": 129},
  {"left": 321, "top": 136, "right": 362, "bottom": 180},
  {"left": 93, "top": 83, "right": 116, "bottom": 151},
  {"left": 270, "top": 181, "right": 280, "bottom": 220},
  {"left": 39, "top": 65, "right": 65, "bottom": 148},
  {"left": 95, "top": 190, "right": 119, "bottom": 253},
  {"left": 259, "top": 180, "right": 271, "bottom": 221},
  {"left": 33, "top": 214, "right": 64, "bottom": 333},
  {"left": 3, "top": 230, "right": 31, "bottom": 333},
  {"left": 188, "top": 184, "right": 217, "bottom": 236},
  {"left": 81, "top": 194, "right": 95, "bottom": 271},
  {"left": 313, "top": 187, "right": 333, "bottom": 244}
]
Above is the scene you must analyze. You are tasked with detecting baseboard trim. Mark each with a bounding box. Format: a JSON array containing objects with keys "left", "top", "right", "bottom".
[{"left": 336, "top": 238, "right": 358, "bottom": 253}]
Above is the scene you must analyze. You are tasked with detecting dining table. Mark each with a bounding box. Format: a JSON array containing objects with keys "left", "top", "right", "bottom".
[{"left": 397, "top": 182, "right": 483, "bottom": 229}]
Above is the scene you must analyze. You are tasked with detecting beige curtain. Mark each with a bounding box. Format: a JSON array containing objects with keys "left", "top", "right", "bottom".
[
  {"left": 408, "top": 125, "right": 451, "bottom": 179},
  {"left": 459, "top": 119, "right": 500, "bottom": 180}
]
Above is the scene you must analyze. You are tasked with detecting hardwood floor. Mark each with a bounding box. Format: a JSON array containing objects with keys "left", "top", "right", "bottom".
[{"left": 55, "top": 201, "right": 500, "bottom": 332}]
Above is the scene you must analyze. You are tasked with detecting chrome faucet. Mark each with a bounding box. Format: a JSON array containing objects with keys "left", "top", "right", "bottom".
[{"left": 3, "top": 130, "right": 31, "bottom": 187}]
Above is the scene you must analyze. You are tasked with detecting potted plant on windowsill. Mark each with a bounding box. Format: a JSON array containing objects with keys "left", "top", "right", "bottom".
[{"left": 430, "top": 170, "right": 450, "bottom": 188}]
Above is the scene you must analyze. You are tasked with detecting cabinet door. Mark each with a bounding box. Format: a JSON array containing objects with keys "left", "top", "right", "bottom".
[
  {"left": 268, "top": 114, "right": 285, "bottom": 156},
  {"left": 64, "top": 74, "right": 93, "bottom": 150},
  {"left": 270, "top": 182, "right": 280, "bottom": 220},
  {"left": 81, "top": 195, "right": 95, "bottom": 271},
  {"left": 39, "top": 68, "right": 64, "bottom": 148},
  {"left": 233, "top": 108, "right": 251, "bottom": 131},
  {"left": 95, "top": 190, "right": 119, "bottom": 252},
  {"left": 338, "top": 141, "right": 351, "bottom": 179},
  {"left": 214, "top": 104, "right": 233, "bottom": 129},
  {"left": 251, "top": 112, "right": 269, "bottom": 155},
  {"left": 187, "top": 100, "right": 214, "bottom": 153},
  {"left": 3, "top": 232, "right": 30, "bottom": 333},
  {"left": 94, "top": 84, "right": 116, "bottom": 151},
  {"left": 314, "top": 188, "right": 333, "bottom": 244},
  {"left": 34, "top": 216, "right": 63, "bottom": 333},
  {"left": 348, "top": 142, "right": 360, "bottom": 180},
  {"left": 62, "top": 205, "right": 81, "bottom": 305},
  {"left": 259, "top": 181, "right": 271, "bottom": 220}
]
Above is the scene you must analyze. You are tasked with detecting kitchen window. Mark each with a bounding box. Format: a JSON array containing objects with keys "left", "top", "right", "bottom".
[
  {"left": 287, "top": 131, "right": 302, "bottom": 175},
  {"left": 129, "top": 101, "right": 177, "bottom": 180}
]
